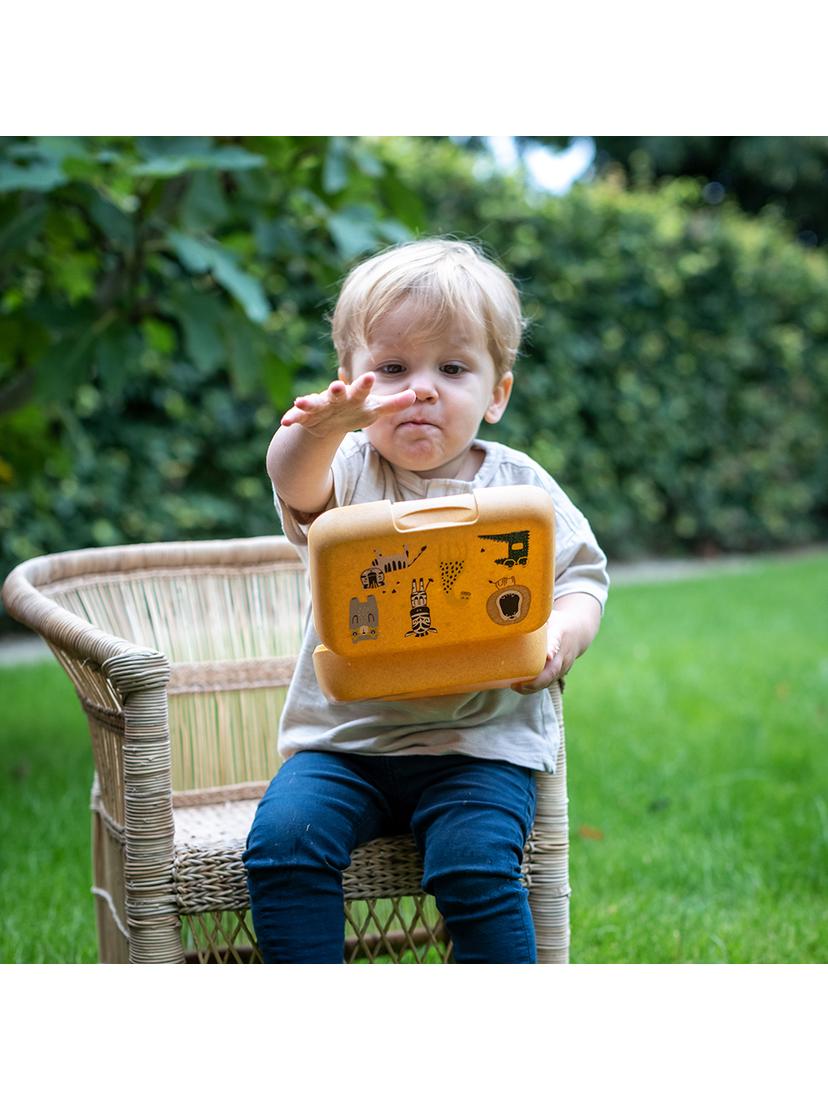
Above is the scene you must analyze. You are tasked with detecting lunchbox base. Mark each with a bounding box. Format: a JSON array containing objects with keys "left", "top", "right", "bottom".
[{"left": 313, "top": 625, "right": 549, "bottom": 702}]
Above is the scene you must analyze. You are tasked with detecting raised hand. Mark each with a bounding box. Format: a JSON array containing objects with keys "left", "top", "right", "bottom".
[{"left": 281, "top": 373, "right": 416, "bottom": 438}]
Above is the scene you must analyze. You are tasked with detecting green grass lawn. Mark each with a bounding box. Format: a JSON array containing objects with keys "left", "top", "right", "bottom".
[
  {"left": 565, "top": 552, "right": 828, "bottom": 963},
  {"left": 1, "top": 660, "right": 99, "bottom": 962},
  {"left": 1, "top": 552, "right": 826, "bottom": 963}
]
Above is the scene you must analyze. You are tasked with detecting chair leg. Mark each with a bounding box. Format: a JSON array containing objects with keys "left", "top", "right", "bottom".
[
  {"left": 529, "top": 699, "right": 571, "bottom": 964},
  {"left": 91, "top": 804, "right": 130, "bottom": 964}
]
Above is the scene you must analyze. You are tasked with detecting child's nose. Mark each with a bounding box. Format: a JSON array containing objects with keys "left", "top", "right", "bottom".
[{"left": 411, "top": 372, "right": 438, "bottom": 401}]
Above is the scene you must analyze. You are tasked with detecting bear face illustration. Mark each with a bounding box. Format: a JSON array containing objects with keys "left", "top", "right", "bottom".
[{"left": 350, "top": 596, "right": 379, "bottom": 642}]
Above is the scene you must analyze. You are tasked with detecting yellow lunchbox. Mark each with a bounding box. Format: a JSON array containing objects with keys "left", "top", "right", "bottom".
[{"left": 308, "top": 485, "right": 555, "bottom": 702}]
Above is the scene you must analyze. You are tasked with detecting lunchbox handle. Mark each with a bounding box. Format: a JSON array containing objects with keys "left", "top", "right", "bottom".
[{"left": 391, "top": 493, "right": 479, "bottom": 531}]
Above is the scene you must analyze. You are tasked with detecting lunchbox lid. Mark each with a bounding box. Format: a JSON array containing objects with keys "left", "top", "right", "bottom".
[{"left": 308, "top": 485, "right": 555, "bottom": 659}]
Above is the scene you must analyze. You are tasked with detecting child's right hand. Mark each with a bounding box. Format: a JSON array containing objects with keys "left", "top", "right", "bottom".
[{"left": 281, "top": 373, "right": 417, "bottom": 438}]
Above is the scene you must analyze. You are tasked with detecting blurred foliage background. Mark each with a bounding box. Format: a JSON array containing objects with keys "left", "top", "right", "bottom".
[{"left": 2, "top": 135, "right": 827, "bottom": 624}]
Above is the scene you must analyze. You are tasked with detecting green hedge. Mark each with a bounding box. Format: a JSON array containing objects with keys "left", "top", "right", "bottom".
[
  {"left": 0, "top": 137, "right": 420, "bottom": 590},
  {"left": 2, "top": 136, "right": 827, "bottom": 612},
  {"left": 387, "top": 141, "right": 828, "bottom": 557}
]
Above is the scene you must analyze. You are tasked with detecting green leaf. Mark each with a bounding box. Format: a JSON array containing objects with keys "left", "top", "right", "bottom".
[
  {"left": 223, "top": 311, "right": 260, "bottom": 397},
  {"left": 179, "top": 172, "right": 230, "bottom": 231},
  {"left": 0, "top": 162, "right": 66, "bottom": 194},
  {"left": 168, "top": 231, "right": 213, "bottom": 273},
  {"left": 132, "top": 148, "right": 265, "bottom": 179},
  {"left": 327, "top": 204, "right": 381, "bottom": 259},
  {"left": 168, "top": 231, "right": 270, "bottom": 324},
  {"left": 262, "top": 353, "right": 297, "bottom": 409},
  {"left": 141, "top": 318, "right": 177, "bottom": 355},
  {"left": 131, "top": 156, "right": 196, "bottom": 179},
  {"left": 53, "top": 252, "right": 98, "bottom": 304},
  {"left": 136, "top": 137, "right": 213, "bottom": 159},
  {"left": 35, "top": 329, "right": 97, "bottom": 402},
  {"left": 0, "top": 316, "right": 26, "bottom": 361},
  {"left": 33, "top": 137, "right": 89, "bottom": 161},
  {"left": 1, "top": 140, "right": 41, "bottom": 159},
  {"left": 352, "top": 144, "right": 383, "bottom": 178},
  {"left": 204, "top": 148, "right": 267, "bottom": 172},
  {"left": 170, "top": 291, "right": 225, "bottom": 374},
  {"left": 94, "top": 326, "right": 138, "bottom": 398},
  {"left": 386, "top": 178, "right": 428, "bottom": 228},
  {"left": 377, "top": 218, "right": 413, "bottom": 244},
  {"left": 61, "top": 157, "right": 102, "bottom": 183},
  {"left": 211, "top": 255, "right": 270, "bottom": 325},
  {"left": 0, "top": 203, "right": 46, "bottom": 257},
  {"left": 323, "top": 137, "right": 350, "bottom": 194},
  {"left": 254, "top": 216, "right": 302, "bottom": 258},
  {"left": 86, "top": 192, "right": 134, "bottom": 248}
]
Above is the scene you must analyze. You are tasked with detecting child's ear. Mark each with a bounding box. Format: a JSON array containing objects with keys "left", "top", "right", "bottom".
[
  {"left": 337, "top": 365, "right": 349, "bottom": 383},
  {"left": 483, "top": 371, "right": 514, "bottom": 424}
]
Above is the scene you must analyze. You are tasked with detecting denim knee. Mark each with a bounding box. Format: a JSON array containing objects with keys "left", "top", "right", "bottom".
[
  {"left": 422, "top": 850, "right": 525, "bottom": 908},
  {"left": 244, "top": 798, "right": 340, "bottom": 878}
]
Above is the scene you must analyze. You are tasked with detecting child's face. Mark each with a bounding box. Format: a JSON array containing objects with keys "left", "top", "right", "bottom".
[{"left": 341, "top": 298, "right": 513, "bottom": 479}]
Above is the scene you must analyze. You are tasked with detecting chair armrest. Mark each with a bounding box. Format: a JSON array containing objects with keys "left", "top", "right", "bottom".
[{"left": 2, "top": 556, "right": 172, "bottom": 796}]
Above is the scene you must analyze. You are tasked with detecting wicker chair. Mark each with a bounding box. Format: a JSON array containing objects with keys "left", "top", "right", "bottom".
[{"left": 1, "top": 536, "right": 571, "bottom": 963}]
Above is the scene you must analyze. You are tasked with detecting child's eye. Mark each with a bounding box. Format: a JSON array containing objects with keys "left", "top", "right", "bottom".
[
  {"left": 441, "top": 363, "right": 466, "bottom": 375},
  {"left": 377, "top": 363, "right": 405, "bottom": 376}
]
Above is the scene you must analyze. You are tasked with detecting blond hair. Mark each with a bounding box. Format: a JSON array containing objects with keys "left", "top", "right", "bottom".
[{"left": 331, "top": 238, "right": 524, "bottom": 378}]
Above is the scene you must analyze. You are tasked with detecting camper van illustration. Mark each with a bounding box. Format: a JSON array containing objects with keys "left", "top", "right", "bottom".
[{"left": 477, "top": 530, "right": 530, "bottom": 568}]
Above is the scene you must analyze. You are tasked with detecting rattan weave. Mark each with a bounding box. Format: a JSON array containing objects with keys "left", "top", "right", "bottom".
[{"left": 2, "top": 535, "right": 571, "bottom": 963}]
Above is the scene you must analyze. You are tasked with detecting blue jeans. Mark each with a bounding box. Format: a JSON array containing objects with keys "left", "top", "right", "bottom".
[{"left": 243, "top": 750, "right": 537, "bottom": 963}]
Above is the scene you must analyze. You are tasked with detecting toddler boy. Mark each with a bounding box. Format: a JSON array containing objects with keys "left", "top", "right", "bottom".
[{"left": 243, "top": 238, "right": 609, "bottom": 962}]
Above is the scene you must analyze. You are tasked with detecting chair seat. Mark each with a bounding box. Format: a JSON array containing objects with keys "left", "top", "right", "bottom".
[
  {"left": 170, "top": 797, "right": 540, "bottom": 914},
  {"left": 172, "top": 797, "right": 430, "bottom": 914}
]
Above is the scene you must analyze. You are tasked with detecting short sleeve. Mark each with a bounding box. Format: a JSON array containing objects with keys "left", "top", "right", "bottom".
[
  {"left": 548, "top": 482, "right": 610, "bottom": 612},
  {"left": 553, "top": 522, "right": 609, "bottom": 611}
]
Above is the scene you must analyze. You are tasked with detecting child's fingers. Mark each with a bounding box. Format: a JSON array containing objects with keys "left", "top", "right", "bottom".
[
  {"left": 511, "top": 635, "right": 565, "bottom": 693},
  {"left": 353, "top": 371, "right": 375, "bottom": 390},
  {"left": 544, "top": 637, "right": 566, "bottom": 683},
  {"left": 374, "top": 388, "right": 417, "bottom": 416},
  {"left": 348, "top": 372, "right": 375, "bottom": 402},
  {"left": 511, "top": 672, "right": 547, "bottom": 694},
  {"left": 292, "top": 393, "right": 322, "bottom": 411},
  {"left": 280, "top": 373, "right": 389, "bottom": 429},
  {"left": 281, "top": 383, "right": 348, "bottom": 427},
  {"left": 280, "top": 391, "right": 324, "bottom": 426}
]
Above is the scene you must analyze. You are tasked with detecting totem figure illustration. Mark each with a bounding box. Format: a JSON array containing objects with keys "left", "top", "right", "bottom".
[
  {"left": 350, "top": 595, "right": 379, "bottom": 643},
  {"left": 477, "top": 530, "right": 530, "bottom": 568},
  {"left": 405, "top": 578, "right": 438, "bottom": 638},
  {"left": 360, "top": 543, "right": 427, "bottom": 589},
  {"left": 486, "top": 576, "right": 532, "bottom": 626}
]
